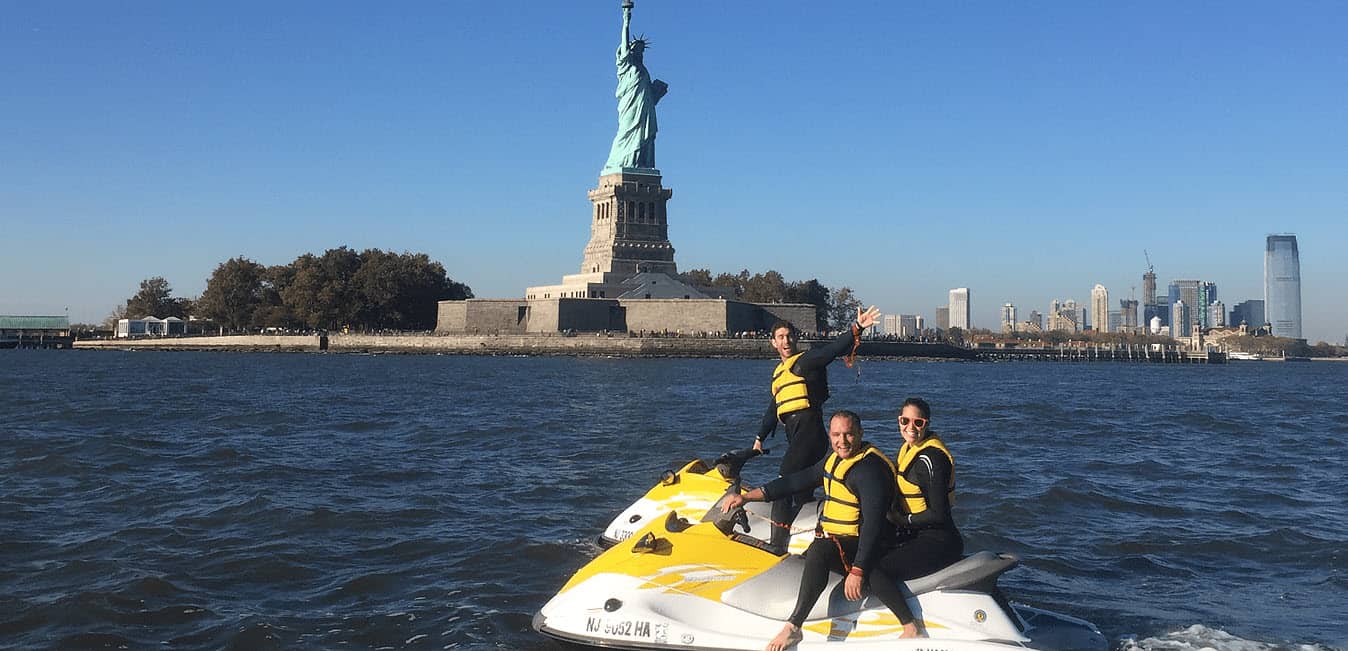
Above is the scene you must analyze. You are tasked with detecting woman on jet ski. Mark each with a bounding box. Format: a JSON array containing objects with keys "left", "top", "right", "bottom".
[{"left": 868, "top": 397, "right": 965, "bottom": 632}]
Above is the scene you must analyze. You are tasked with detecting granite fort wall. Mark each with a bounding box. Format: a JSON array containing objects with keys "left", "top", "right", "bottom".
[
  {"left": 436, "top": 299, "right": 528, "bottom": 334},
  {"left": 438, "top": 297, "right": 818, "bottom": 335}
]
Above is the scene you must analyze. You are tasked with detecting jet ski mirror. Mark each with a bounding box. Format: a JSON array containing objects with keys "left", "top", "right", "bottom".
[
  {"left": 630, "top": 531, "right": 673, "bottom": 555},
  {"left": 659, "top": 469, "right": 677, "bottom": 486}
]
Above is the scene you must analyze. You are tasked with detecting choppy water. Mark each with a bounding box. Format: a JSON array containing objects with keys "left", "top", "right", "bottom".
[{"left": 2, "top": 350, "right": 1345, "bottom": 650}]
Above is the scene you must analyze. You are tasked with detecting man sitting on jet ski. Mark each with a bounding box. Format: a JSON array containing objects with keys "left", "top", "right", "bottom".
[{"left": 724, "top": 409, "right": 921, "bottom": 650}]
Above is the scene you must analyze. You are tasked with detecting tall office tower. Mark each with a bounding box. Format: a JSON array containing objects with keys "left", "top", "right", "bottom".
[
  {"left": 1168, "top": 280, "right": 1201, "bottom": 322},
  {"left": 1207, "top": 301, "right": 1226, "bottom": 328},
  {"left": 1001, "top": 303, "right": 1016, "bottom": 333},
  {"left": 1108, "top": 311, "right": 1122, "bottom": 333},
  {"left": 1090, "top": 284, "right": 1110, "bottom": 333},
  {"left": 1198, "top": 282, "right": 1218, "bottom": 329},
  {"left": 1119, "top": 298, "right": 1139, "bottom": 330},
  {"left": 1143, "top": 269, "right": 1157, "bottom": 309},
  {"left": 936, "top": 307, "right": 950, "bottom": 331},
  {"left": 1230, "top": 299, "right": 1265, "bottom": 329},
  {"left": 882, "top": 314, "right": 900, "bottom": 336},
  {"left": 949, "top": 288, "right": 971, "bottom": 330},
  {"left": 1171, "top": 300, "right": 1191, "bottom": 338},
  {"left": 899, "top": 314, "right": 924, "bottom": 337},
  {"left": 1265, "top": 234, "right": 1302, "bottom": 339},
  {"left": 1029, "top": 310, "right": 1043, "bottom": 330}
]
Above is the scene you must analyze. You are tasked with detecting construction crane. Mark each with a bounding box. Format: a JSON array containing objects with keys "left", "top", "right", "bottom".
[{"left": 1143, "top": 249, "right": 1154, "bottom": 274}]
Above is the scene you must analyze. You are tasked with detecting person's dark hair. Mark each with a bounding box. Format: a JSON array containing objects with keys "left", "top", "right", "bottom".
[
  {"left": 769, "top": 320, "right": 795, "bottom": 336},
  {"left": 900, "top": 397, "right": 931, "bottom": 420},
  {"left": 830, "top": 409, "right": 862, "bottom": 433}
]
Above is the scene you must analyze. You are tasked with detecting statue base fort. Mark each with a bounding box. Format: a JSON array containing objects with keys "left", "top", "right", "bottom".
[{"left": 436, "top": 170, "right": 817, "bottom": 336}]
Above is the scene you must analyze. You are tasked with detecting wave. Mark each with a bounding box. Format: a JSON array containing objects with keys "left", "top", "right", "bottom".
[{"left": 1120, "top": 624, "right": 1344, "bottom": 651}]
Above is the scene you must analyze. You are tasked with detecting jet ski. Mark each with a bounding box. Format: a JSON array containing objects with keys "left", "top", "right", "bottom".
[
  {"left": 537, "top": 493, "right": 1107, "bottom": 651},
  {"left": 598, "top": 448, "right": 820, "bottom": 555}
]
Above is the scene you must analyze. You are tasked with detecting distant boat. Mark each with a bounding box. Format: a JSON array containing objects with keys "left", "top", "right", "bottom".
[{"left": 1228, "top": 351, "right": 1263, "bottom": 361}]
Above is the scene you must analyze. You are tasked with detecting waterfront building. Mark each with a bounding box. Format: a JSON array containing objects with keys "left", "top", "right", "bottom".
[
  {"left": 1119, "top": 298, "right": 1139, "bottom": 331},
  {"left": 1168, "top": 281, "right": 1201, "bottom": 328},
  {"left": 1172, "top": 300, "right": 1191, "bottom": 338},
  {"left": 116, "top": 317, "right": 186, "bottom": 338},
  {"left": 949, "top": 288, "right": 971, "bottom": 330},
  {"left": 1146, "top": 295, "right": 1170, "bottom": 328},
  {"left": 882, "top": 314, "right": 900, "bottom": 337},
  {"left": 1207, "top": 301, "right": 1226, "bottom": 328},
  {"left": 899, "top": 314, "right": 925, "bottom": 337},
  {"left": 1, "top": 315, "right": 72, "bottom": 349},
  {"left": 935, "top": 306, "right": 950, "bottom": 331},
  {"left": 1149, "top": 316, "right": 1162, "bottom": 335},
  {"left": 1265, "top": 234, "right": 1302, "bottom": 339},
  {"left": 1230, "top": 299, "right": 1265, "bottom": 329},
  {"left": 1000, "top": 303, "right": 1016, "bottom": 333},
  {"left": 1198, "top": 282, "right": 1218, "bottom": 329},
  {"left": 1090, "top": 284, "right": 1109, "bottom": 333},
  {"left": 1047, "top": 299, "right": 1083, "bottom": 333},
  {"left": 1142, "top": 269, "right": 1157, "bottom": 310},
  {"left": 1108, "top": 311, "right": 1122, "bottom": 333},
  {"left": 1029, "top": 310, "right": 1043, "bottom": 331}
]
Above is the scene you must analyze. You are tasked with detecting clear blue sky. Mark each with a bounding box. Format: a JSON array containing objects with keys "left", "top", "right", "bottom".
[{"left": 3, "top": 1, "right": 1345, "bottom": 342}]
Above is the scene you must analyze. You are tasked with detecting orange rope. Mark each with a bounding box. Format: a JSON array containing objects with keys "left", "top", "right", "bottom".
[{"left": 843, "top": 323, "right": 862, "bottom": 369}]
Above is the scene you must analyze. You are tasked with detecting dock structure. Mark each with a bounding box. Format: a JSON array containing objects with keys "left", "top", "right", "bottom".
[
  {"left": 0, "top": 315, "right": 74, "bottom": 350},
  {"left": 974, "top": 344, "right": 1226, "bottom": 364}
]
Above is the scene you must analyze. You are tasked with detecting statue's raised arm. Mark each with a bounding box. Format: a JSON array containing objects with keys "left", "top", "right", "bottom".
[
  {"left": 618, "top": 1, "right": 633, "bottom": 58},
  {"left": 602, "top": 0, "right": 666, "bottom": 174}
]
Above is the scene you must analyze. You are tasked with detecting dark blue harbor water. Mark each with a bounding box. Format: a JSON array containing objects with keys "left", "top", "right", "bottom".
[{"left": 2, "top": 350, "right": 1345, "bottom": 650}]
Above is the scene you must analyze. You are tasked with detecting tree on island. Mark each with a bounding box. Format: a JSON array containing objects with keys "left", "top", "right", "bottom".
[
  {"left": 196, "top": 257, "right": 268, "bottom": 332},
  {"left": 828, "top": 287, "right": 863, "bottom": 331},
  {"left": 122, "top": 277, "right": 192, "bottom": 320},
  {"left": 196, "top": 247, "right": 473, "bottom": 333},
  {"left": 678, "top": 268, "right": 839, "bottom": 332}
]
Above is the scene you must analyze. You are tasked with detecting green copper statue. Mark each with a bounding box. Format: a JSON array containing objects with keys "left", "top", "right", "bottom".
[{"left": 602, "top": 0, "right": 668, "bottom": 174}]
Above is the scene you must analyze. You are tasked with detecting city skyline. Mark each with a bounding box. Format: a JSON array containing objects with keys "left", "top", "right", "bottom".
[{"left": 3, "top": 3, "right": 1345, "bottom": 342}]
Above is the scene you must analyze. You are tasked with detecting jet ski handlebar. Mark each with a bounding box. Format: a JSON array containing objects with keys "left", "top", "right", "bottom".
[{"left": 711, "top": 447, "right": 767, "bottom": 481}]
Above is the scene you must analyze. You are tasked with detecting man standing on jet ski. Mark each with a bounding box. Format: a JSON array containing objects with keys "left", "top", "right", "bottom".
[
  {"left": 752, "top": 305, "right": 881, "bottom": 551},
  {"left": 727, "top": 410, "right": 921, "bottom": 649}
]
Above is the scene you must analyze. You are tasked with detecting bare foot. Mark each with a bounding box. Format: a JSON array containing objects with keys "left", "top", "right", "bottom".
[
  {"left": 899, "top": 621, "right": 922, "bottom": 638},
  {"left": 766, "top": 623, "right": 803, "bottom": 651}
]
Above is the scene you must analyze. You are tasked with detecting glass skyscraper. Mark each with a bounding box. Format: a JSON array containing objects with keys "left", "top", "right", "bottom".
[{"left": 1264, "top": 235, "right": 1302, "bottom": 339}]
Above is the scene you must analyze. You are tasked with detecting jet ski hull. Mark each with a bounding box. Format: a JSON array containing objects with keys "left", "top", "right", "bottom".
[{"left": 538, "top": 515, "right": 1106, "bottom": 651}]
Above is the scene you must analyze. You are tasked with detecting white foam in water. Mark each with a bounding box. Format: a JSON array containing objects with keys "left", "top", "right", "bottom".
[{"left": 1121, "top": 624, "right": 1342, "bottom": 651}]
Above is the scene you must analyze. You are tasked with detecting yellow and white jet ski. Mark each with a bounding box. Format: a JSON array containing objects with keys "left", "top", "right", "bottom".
[
  {"left": 599, "top": 448, "right": 820, "bottom": 555},
  {"left": 538, "top": 498, "right": 1107, "bottom": 651}
]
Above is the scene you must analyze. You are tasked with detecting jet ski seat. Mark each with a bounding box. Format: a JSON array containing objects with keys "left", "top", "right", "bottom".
[{"left": 720, "top": 550, "right": 1019, "bottom": 622}]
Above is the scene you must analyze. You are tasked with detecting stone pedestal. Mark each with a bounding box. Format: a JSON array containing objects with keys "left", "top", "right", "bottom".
[{"left": 581, "top": 169, "right": 676, "bottom": 277}]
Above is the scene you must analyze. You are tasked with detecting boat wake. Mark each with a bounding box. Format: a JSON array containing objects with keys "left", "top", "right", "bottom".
[{"left": 1120, "top": 624, "right": 1342, "bottom": 651}]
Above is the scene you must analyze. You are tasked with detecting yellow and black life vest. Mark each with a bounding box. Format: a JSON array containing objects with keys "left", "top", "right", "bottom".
[
  {"left": 819, "top": 444, "right": 896, "bottom": 536},
  {"left": 771, "top": 353, "right": 812, "bottom": 418},
  {"left": 895, "top": 435, "right": 955, "bottom": 516}
]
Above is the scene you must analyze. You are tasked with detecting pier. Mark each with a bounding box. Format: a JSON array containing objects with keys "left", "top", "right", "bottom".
[{"left": 974, "top": 344, "right": 1226, "bottom": 364}]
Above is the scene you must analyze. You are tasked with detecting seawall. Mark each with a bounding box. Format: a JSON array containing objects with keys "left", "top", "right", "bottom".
[{"left": 71, "top": 334, "right": 976, "bottom": 359}]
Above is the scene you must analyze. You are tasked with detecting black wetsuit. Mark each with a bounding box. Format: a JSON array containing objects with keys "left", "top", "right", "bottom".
[
  {"left": 760, "top": 449, "right": 915, "bottom": 627},
  {"left": 755, "top": 327, "right": 860, "bottom": 549},
  {"left": 872, "top": 445, "right": 964, "bottom": 591}
]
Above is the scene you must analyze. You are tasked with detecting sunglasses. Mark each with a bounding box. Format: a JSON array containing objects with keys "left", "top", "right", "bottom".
[{"left": 898, "top": 416, "right": 928, "bottom": 428}]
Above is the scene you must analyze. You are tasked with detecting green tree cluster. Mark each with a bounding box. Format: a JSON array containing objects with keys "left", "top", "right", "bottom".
[
  {"left": 677, "top": 268, "right": 857, "bottom": 332},
  {"left": 118, "top": 248, "right": 473, "bottom": 333},
  {"left": 122, "top": 277, "right": 193, "bottom": 320}
]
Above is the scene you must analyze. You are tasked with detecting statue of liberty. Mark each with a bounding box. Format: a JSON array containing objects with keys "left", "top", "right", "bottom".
[{"left": 602, "top": 0, "right": 668, "bottom": 174}]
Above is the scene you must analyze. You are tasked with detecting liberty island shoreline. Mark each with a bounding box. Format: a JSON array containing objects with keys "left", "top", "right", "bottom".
[{"left": 67, "top": 333, "right": 1256, "bottom": 363}]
